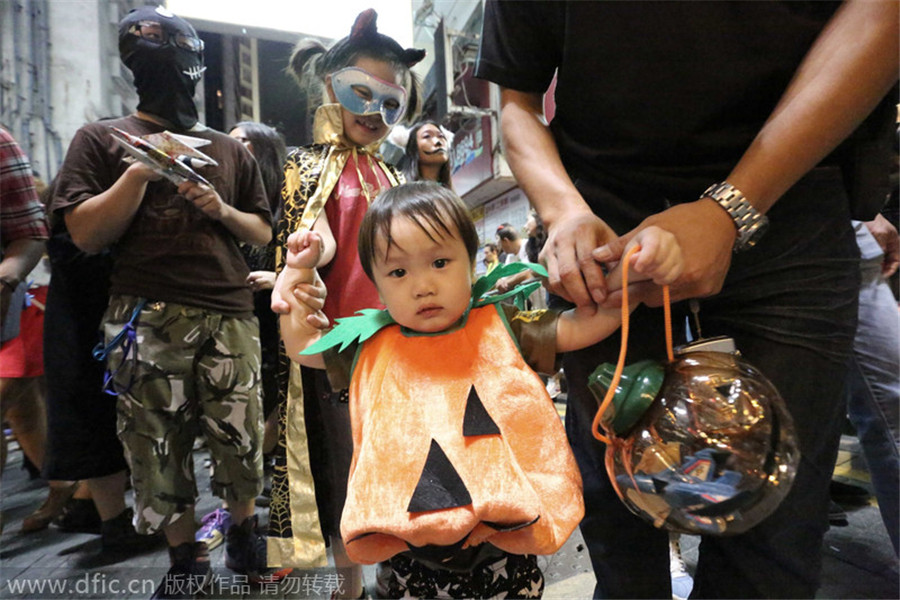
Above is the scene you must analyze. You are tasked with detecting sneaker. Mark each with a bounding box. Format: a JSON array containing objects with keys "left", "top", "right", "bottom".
[
  {"left": 225, "top": 514, "right": 291, "bottom": 583},
  {"left": 151, "top": 542, "right": 212, "bottom": 600},
  {"left": 195, "top": 508, "right": 232, "bottom": 550},
  {"left": 101, "top": 507, "right": 165, "bottom": 553},
  {"left": 54, "top": 498, "right": 102, "bottom": 534},
  {"left": 669, "top": 533, "right": 693, "bottom": 600}
]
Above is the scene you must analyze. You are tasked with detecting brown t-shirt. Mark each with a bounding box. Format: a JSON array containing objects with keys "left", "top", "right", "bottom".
[{"left": 52, "top": 115, "right": 270, "bottom": 317}]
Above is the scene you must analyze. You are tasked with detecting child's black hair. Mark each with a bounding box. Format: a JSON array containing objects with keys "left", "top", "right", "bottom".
[
  {"left": 288, "top": 9, "right": 424, "bottom": 125},
  {"left": 358, "top": 182, "right": 478, "bottom": 281}
]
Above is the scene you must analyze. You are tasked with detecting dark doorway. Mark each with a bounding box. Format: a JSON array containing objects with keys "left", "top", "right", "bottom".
[
  {"left": 199, "top": 31, "right": 225, "bottom": 133},
  {"left": 257, "top": 39, "right": 310, "bottom": 148}
]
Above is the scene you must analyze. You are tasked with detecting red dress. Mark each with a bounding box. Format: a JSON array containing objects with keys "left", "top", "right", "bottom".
[
  {"left": 0, "top": 286, "right": 48, "bottom": 377},
  {"left": 320, "top": 152, "right": 391, "bottom": 321}
]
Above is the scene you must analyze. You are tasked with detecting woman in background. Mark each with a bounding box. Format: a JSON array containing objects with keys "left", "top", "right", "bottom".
[{"left": 402, "top": 120, "right": 453, "bottom": 188}]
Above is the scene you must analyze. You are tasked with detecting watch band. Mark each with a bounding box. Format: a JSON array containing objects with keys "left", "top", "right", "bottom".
[{"left": 703, "top": 182, "right": 769, "bottom": 252}]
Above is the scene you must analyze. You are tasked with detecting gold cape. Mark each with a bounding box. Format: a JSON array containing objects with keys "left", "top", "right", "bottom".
[{"left": 267, "top": 104, "right": 401, "bottom": 567}]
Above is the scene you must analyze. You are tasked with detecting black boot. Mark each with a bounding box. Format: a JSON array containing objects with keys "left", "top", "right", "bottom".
[
  {"left": 54, "top": 498, "right": 102, "bottom": 534},
  {"left": 151, "top": 542, "right": 212, "bottom": 600},
  {"left": 224, "top": 514, "right": 290, "bottom": 583},
  {"left": 100, "top": 507, "right": 164, "bottom": 553}
]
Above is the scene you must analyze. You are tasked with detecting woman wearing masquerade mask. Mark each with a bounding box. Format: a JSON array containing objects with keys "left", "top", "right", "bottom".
[{"left": 266, "top": 9, "right": 424, "bottom": 599}]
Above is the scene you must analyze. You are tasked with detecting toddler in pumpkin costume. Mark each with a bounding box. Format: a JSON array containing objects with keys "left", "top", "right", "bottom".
[{"left": 279, "top": 182, "right": 683, "bottom": 598}]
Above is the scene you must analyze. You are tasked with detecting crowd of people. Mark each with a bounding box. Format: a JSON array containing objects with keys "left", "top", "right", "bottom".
[{"left": 0, "top": 2, "right": 897, "bottom": 600}]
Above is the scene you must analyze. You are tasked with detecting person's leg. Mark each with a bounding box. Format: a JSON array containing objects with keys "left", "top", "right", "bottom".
[
  {"left": 688, "top": 176, "right": 859, "bottom": 598},
  {"left": 42, "top": 247, "right": 127, "bottom": 485},
  {"left": 106, "top": 297, "right": 203, "bottom": 537},
  {"left": 0, "top": 376, "right": 47, "bottom": 469},
  {"left": 110, "top": 369, "right": 195, "bottom": 551},
  {"left": 690, "top": 308, "right": 852, "bottom": 598},
  {"left": 162, "top": 507, "right": 197, "bottom": 547},
  {"left": 563, "top": 318, "right": 673, "bottom": 599},
  {"left": 262, "top": 407, "right": 279, "bottom": 455},
  {"left": 197, "top": 314, "right": 282, "bottom": 581},
  {"left": 567, "top": 169, "right": 858, "bottom": 599},
  {"left": 266, "top": 361, "right": 328, "bottom": 569},
  {"left": 199, "top": 315, "right": 264, "bottom": 513},
  {"left": 845, "top": 260, "right": 900, "bottom": 554},
  {"left": 85, "top": 470, "right": 128, "bottom": 520},
  {"left": 1, "top": 375, "right": 80, "bottom": 532},
  {"left": 319, "top": 380, "right": 364, "bottom": 599},
  {"left": 105, "top": 298, "right": 211, "bottom": 596}
]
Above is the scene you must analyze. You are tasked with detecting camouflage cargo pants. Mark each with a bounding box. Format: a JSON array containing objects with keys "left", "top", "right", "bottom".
[{"left": 103, "top": 295, "right": 264, "bottom": 534}]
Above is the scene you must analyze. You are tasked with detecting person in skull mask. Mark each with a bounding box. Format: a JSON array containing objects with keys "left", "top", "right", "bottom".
[
  {"left": 119, "top": 6, "right": 206, "bottom": 130},
  {"left": 50, "top": 5, "right": 277, "bottom": 598}
]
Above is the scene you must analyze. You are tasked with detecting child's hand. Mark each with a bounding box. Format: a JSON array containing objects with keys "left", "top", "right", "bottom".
[
  {"left": 623, "top": 225, "right": 683, "bottom": 286},
  {"left": 594, "top": 225, "right": 683, "bottom": 306},
  {"left": 285, "top": 230, "right": 324, "bottom": 270}
]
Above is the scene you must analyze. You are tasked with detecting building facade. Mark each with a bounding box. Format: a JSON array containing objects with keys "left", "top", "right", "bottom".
[{"left": 1, "top": 0, "right": 535, "bottom": 247}]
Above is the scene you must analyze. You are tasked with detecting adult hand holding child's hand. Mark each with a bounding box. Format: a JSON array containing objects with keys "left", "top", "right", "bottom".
[{"left": 271, "top": 230, "right": 329, "bottom": 329}]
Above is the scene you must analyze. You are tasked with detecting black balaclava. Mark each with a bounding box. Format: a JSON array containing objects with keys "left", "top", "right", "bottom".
[{"left": 119, "top": 5, "right": 205, "bottom": 130}]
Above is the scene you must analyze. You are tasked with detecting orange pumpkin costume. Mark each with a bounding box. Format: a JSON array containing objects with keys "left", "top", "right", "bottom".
[{"left": 322, "top": 303, "right": 585, "bottom": 565}]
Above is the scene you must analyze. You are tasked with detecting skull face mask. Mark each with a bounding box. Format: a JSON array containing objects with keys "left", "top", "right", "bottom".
[{"left": 119, "top": 6, "right": 206, "bottom": 130}]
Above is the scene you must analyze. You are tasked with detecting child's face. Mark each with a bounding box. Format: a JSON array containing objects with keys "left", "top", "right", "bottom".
[
  {"left": 372, "top": 215, "right": 474, "bottom": 333},
  {"left": 335, "top": 56, "right": 401, "bottom": 147}
]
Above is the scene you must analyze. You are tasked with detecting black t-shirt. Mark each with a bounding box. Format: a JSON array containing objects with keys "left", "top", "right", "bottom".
[
  {"left": 52, "top": 115, "right": 270, "bottom": 317},
  {"left": 476, "top": 0, "right": 841, "bottom": 231}
]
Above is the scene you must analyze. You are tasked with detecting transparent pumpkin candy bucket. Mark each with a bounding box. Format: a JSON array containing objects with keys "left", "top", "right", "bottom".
[{"left": 589, "top": 249, "right": 800, "bottom": 536}]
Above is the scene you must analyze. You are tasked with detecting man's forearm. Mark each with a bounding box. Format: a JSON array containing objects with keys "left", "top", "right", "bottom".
[
  {"left": 727, "top": 0, "right": 899, "bottom": 212},
  {"left": 499, "top": 89, "right": 592, "bottom": 226},
  {"left": 219, "top": 207, "right": 272, "bottom": 246},
  {"left": 64, "top": 166, "right": 149, "bottom": 253}
]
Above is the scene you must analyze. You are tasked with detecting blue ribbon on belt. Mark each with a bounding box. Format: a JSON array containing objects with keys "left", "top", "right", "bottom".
[{"left": 92, "top": 298, "right": 148, "bottom": 396}]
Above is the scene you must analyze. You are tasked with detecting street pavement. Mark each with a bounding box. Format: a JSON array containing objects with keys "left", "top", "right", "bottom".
[{"left": 1, "top": 427, "right": 896, "bottom": 599}]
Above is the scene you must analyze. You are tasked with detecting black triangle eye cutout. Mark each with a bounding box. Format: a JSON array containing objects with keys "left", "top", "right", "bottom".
[
  {"left": 408, "top": 439, "right": 472, "bottom": 513},
  {"left": 463, "top": 385, "right": 500, "bottom": 436},
  {"left": 715, "top": 383, "right": 734, "bottom": 398}
]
